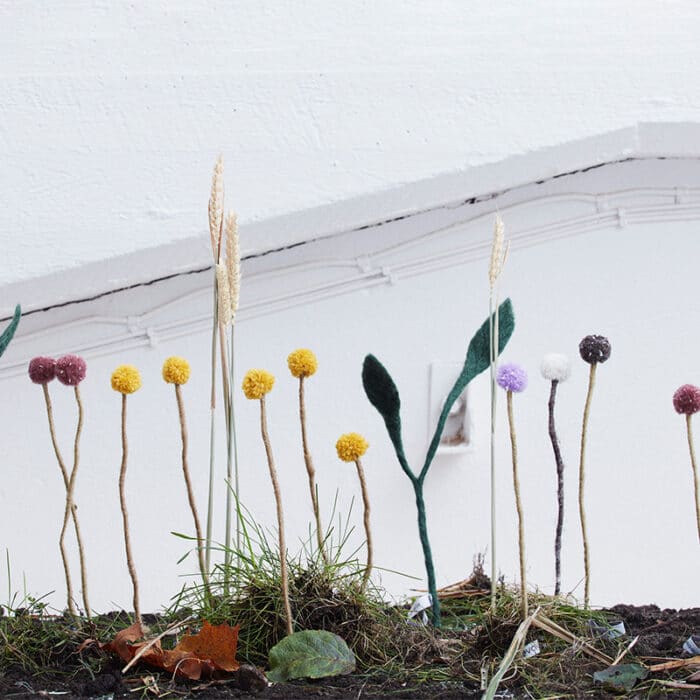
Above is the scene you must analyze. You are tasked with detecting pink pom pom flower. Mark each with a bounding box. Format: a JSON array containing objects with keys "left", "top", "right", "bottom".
[
  {"left": 28, "top": 356, "right": 57, "bottom": 385},
  {"left": 497, "top": 363, "right": 528, "bottom": 393},
  {"left": 56, "top": 355, "right": 87, "bottom": 386},
  {"left": 673, "top": 384, "right": 700, "bottom": 415}
]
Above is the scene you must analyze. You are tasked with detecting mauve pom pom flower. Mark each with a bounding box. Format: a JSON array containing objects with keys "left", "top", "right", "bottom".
[
  {"left": 56, "top": 354, "right": 87, "bottom": 386},
  {"left": 673, "top": 384, "right": 700, "bottom": 415},
  {"left": 540, "top": 353, "right": 571, "bottom": 382},
  {"left": 497, "top": 363, "right": 528, "bottom": 393},
  {"left": 28, "top": 356, "right": 56, "bottom": 384},
  {"left": 579, "top": 335, "right": 611, "bottom": 364}
]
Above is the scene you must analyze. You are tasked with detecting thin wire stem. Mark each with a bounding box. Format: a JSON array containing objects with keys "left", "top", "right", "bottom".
[
  {"left": 259, "top": 396, "right": 293, "bottom": 636},
  {"left": 119, "top": 393, "right": 142, "bottom": 629},
  {"left": 578, "top": 362, "right": 597, "bottom": 609},
  {"left": 507, "top": 391, "right": 527, "bottom": 619}
]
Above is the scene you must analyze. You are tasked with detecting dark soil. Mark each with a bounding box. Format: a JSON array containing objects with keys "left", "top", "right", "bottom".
[{"left": 0, "top": 604, "right": 697, "bottom": 699}]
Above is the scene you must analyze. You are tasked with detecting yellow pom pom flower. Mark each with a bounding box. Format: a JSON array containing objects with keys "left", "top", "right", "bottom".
[
  {"left": 162, "top": 356, "right": 191, "bottom": 385},
  {"left": 111, "top": 365, "right": 142, "bottom": 394},
  {"left": 242, "top": 369, "right": 275, "bottom": 400},
  {"left": 336, "top": 433, "right": 369, "bottom": 462},
  {"left": 287, "top": 348, "right": 318, "bottom": 378}
]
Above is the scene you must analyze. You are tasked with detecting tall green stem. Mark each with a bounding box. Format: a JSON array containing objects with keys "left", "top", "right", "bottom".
[
  {"left": 547, "top": 380, "right": 565, "bottom": 596},
  {"left": 205, "top": 283, "right": 218, "bottom": 573},
  {"left": 414, "top": 485, "right": 440, "bottom": 627}
]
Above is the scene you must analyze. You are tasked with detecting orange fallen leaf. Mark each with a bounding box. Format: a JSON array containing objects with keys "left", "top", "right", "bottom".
[
  {"left": 177, "top": 620, "right": 240, "bottom": 673},
  {"left": 102, "top": 620, "right": 240, "bottom": 680}
]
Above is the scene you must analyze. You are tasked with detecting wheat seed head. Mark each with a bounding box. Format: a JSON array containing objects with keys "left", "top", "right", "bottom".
[
  {"left": 216, "top": 262, "right": 232, "bottom": 326},
  {"left": 208, "top": 156, "right": 224, "bottom": 258},
  {"left": 488, "top": 214, "right": 505, "bottom": 289},
  {"left": 225, "top": 211, "right": 241, "bottom": 318}
]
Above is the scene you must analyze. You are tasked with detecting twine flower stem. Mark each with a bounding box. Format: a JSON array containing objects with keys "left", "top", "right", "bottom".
[
  {"left": 175, "top": 384, "right": 209, "bottom": 593},
  {"left": 40, "top": 384, "right": 76, "bottom": 616},
  {"left": 69, "top": 386, "right": 90, "bottom": 617},
  {"left": 506, "top": 391, "right": 527, "bottom": 619},
  {"left": 354, "top": 458, "right": 373, "bottom": 591},
  {"left": 578, "top": 362, "right": 596, "bottom": 609},
  {"left": 259, "top": 396, "right": 293, "bottom": 636},
  {"left": 299, "top": 376, "right": 326, "bottom": 564},
  {"left": 118, "top": 393, "right": 142, "bottom": 629},
  {"left": 547, "top": 379, "right": 565, "bottom": 596},
  {"left": 685, "top": 414, "right": 700, "bottom": 542}
]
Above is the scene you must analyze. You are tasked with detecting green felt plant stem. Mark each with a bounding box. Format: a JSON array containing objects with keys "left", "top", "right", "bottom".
[
  {"left": 362, "top": 299, "right": 515, "bottom": 629},
  {"left": 489, "top": 291, "right": 498, "bottom": 611},
  {"left": 205, "top": 284, "right": 218, "bottom": 574},
  {"left": 0, "top": 305, "right": 20, "bottom": 358}
]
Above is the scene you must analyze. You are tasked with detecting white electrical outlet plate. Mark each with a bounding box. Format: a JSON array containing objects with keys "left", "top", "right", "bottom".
[{"left": 428, "top": 362, "right": 473, "bottom": 455}]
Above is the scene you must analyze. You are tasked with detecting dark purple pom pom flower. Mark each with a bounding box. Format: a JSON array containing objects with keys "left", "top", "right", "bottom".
[
  {"left": 579, "top": 335, "right": 611, "bottom": 364},
  {"left": 28, "top": 356, "right": 56, "bottom": 384},
  {"left": 497, "top": 363, "right": 528, "bottom": 393},
  {"left": 56, "top": 354, "right": 87, "bottom": 386},
  {"left": 673, "top": 384, "right": 700, "bottom": 415}
]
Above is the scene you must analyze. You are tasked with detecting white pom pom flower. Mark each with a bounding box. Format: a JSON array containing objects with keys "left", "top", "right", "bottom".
[{"left": 540, "top": 353, "right": 571, "bottom": 382}]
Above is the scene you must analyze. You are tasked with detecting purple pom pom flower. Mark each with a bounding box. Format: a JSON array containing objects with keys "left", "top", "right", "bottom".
[
  {"left": 56, "top": 355, "right": 87, "bottom": 386},
  {"left": 673, "top": 384, "right": 700, "bottom": 415},
  {"left": 28, "top": 356, "right": 56, "bottom": 385},
  {"left": 497, "top": 363, "right": 528, "bottom": 393},
  {"left": 579, "top": 335, "right": 611, "bottom": 364}
]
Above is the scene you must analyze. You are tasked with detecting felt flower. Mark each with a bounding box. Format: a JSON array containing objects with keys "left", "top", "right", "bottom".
[
  {"left": 28, "top": 356, "right": 56, "bottom": 385},
  {"left": 673, "top": 384, "right": 700, "bottom": 415},
  {"left": 336, "top": 433, "right": 369, "bottom": 462},
  {"left": 56, "top": 355, "right": 87, "bottom": 386},
  {"left": 287, "top": 348, "right": 318, "bottom": 378},
  {"left": 540, "top": 353, "right": 571, "bottom": 382},
  {"left": 162, "top": 356, "right": 191, "bottom": 385},
  {"left": 111, "top": 365, "right": 142, "bottom": 394},
  {"left": 579, "top": 335, "right": 611, "bottom": 364},
  {"left": 497, "top": 363, "right": 528, "bottom": 393},
  {"left": 242, "top": 369, "right": 274, "bottom": 400}
]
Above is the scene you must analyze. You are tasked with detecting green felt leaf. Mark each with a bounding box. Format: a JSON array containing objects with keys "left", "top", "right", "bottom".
[
  {"left": 422, "top": 298, "right": 515, "bottom": 477},
  {"left": 0, "top": 304, "right": 21, "bottom": 359},
  {"left": 362, "top": 354, "right": 412, "bottom": 477},
  {"left": 593, "top": 664, "right": 648, "bottom": 691},
  {"left": 267, "top": 630, "right": 356, "bottom": 682}
]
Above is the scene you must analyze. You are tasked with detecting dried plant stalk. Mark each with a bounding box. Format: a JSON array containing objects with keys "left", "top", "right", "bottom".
[
  {"left": 225, "top": 212, "right": 240, "bottom": 318},
  {"left": 119, "top": 394, "right": 142, "bottom": 628},
  {"left": 354, "top": 457, "right": 373, "bottom": 591},
  {"left": 208, "top": 156, "right": 224, "bottom": 256},
  {"left": 488, "top": 214, "right": 508, "bottom": 610},
  {"left": 259, "top": 396, "right": 293, "bottom": 636}
]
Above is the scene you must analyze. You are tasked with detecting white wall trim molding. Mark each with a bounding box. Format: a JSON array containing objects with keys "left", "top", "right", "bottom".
[
  {"left": 4, "top": 121, "right": 700, "bottom": 319},
  {"left": 3, "top": 157, "right": 700, "bottom": 380}
]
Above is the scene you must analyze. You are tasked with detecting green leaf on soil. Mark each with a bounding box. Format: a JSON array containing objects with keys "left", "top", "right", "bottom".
[
  {"left": 0, "top": 304, "right": 21, "bottom": 358},
  {"left": 267, "top": 630, "right": 356, "bottom": 682},
  {"left": 593, "top": 663, "right": 648, "bottom": 691}
]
